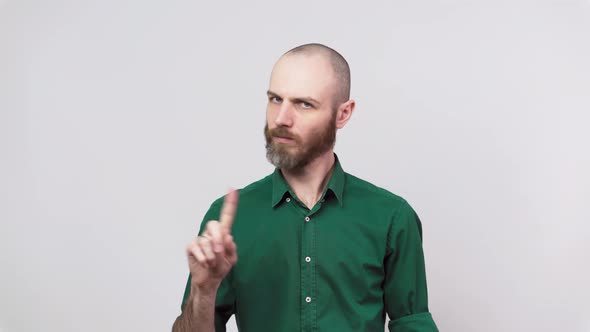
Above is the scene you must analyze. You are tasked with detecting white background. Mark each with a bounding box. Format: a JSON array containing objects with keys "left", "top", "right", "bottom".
[{"left": 1, "top": 1, "right": 589, "bottom": 331}]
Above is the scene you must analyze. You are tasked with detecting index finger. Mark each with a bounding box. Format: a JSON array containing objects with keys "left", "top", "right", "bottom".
[{"left": 219, "top": 189, "right": 239, "bottom": 230}]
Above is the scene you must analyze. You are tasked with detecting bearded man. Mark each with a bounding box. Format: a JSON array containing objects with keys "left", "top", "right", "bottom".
[{"left": 172, "top": 43, "right": 439, "bottom": 332}]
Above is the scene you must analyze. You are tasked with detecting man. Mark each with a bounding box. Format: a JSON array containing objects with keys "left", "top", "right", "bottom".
[{"left": 172, "top": 43, "right": 438, "bottom": 332}]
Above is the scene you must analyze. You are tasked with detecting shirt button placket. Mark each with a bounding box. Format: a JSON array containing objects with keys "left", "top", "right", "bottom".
[{"left": 301, "top": 213, "right": 315, "bottom": 331}]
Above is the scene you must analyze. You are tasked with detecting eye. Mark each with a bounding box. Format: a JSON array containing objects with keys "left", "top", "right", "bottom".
[
  {"left": 269, "top": 96, "right": 282, "bottom": 104},
  {"left": 301, "top": 101, "right": 313, "bottom": 109}
]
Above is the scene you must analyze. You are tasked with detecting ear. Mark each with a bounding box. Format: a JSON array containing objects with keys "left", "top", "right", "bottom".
[{"left": 335, "top": 99, "right": 355, "bottom": 129}]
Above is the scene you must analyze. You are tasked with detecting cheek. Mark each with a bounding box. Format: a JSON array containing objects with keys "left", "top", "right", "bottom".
[
  {"left": 304, "top": 117, "right": 330, "bottom": 138},
  {"left": 298, "top": 123, "right": 317, "bottom": 141},
  {"left": 266, "top": 103, "right": 279, "bottom": 121}
]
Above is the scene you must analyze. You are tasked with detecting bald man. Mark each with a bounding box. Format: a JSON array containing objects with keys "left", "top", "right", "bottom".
[{"left": 172, "top": 44, "right": 439, "bottom": 332}]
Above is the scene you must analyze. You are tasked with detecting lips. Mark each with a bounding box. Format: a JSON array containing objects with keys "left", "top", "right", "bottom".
[{"left": 273, "top": 136, "right": 295, "bottom": 143}]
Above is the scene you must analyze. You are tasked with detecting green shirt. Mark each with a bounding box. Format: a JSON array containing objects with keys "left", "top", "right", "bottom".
[{"left": 181, "top": 155, "right": 438, "bottom": 332}]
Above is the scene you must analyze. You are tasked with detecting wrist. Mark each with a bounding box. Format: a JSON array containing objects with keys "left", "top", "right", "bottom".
[{"left": 191, "top": 280, "right": 221, "bottom": 296}]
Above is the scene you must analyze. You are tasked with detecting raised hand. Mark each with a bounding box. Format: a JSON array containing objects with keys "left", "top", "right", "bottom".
[{"left": 186, "top": 190, "right": 239, "bottom": 288}]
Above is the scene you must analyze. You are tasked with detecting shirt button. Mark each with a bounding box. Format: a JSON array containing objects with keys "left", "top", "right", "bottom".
[
  {"left": 286, "top": 197, "right": 291, "bottom": 203},
  {"left": 305, "top": 216, "right": 310, "bottom": 222},
  {"left": 305, "top": 297, "right": 311, "bottom": 303},
  {"left": 305, "top": 256, "right": 311, "bottom": 263}
]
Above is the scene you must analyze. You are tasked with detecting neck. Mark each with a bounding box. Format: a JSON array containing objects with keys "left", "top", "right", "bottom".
[{"left": 280, "top": 151, "right": 336, "bottom": 209}]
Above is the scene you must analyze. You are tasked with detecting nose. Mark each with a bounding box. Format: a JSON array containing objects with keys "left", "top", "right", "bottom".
[{"left": 274, "top": 102, "right": 294, "bottom": 127}]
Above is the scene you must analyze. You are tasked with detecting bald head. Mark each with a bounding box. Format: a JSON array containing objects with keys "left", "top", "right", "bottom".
[{"left": 281, "top": 43, "right": 351, "bottom": 106}]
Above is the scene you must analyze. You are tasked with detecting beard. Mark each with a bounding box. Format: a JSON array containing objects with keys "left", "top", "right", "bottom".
[{"left": 264, "top": 113, "right": 337, "bottom": 172}]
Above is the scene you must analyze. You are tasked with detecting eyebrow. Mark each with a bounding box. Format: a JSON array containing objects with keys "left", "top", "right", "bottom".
[{"left": 267, "top": 90, "right": 321, "bottom": 107}]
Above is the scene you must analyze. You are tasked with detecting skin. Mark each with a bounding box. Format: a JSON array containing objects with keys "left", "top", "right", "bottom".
[{"left": 172, "top": 51, "right": 355, "bottom": 332}]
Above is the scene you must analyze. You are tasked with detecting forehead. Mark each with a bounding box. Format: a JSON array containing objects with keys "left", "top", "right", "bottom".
[{"left": 269, "top": 54, "right": 336, "bottom": 100}]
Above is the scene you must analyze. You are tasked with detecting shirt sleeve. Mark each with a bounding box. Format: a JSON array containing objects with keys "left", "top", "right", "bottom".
[
  {"left": 179, "top": 200, "right": 236, "bottom": 332},
  {"left": 385, "top": 200, "right": 439, "bottom": 332}
]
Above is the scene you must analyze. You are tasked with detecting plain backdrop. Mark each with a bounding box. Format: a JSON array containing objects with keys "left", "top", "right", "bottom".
[{"left": 1, "top": 0, "right": 589, "bottom": 331}]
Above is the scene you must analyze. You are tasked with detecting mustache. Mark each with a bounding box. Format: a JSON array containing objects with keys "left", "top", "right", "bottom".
[{"left": 269, "top": 127, "right": 298, "bottom": 141}]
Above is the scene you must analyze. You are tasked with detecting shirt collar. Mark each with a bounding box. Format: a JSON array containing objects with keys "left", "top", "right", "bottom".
[{"left": 271, "top": 154, "right": 346, "bottom": 207}]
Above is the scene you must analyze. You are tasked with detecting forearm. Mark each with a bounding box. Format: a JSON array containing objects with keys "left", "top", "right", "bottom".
[{"left": 172, "top": 284, "right": 218, "bottom": 332}]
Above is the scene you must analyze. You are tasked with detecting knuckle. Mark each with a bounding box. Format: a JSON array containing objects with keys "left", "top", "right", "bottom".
[
  {"left": 203, "top": 244, "right": 214, "bottom": 254},
  {"left": 191, "top": 248, "right": 201, "bottom": 258},
  {"left": 187, "top": 243, "right": 198, "bottom": 253}
]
